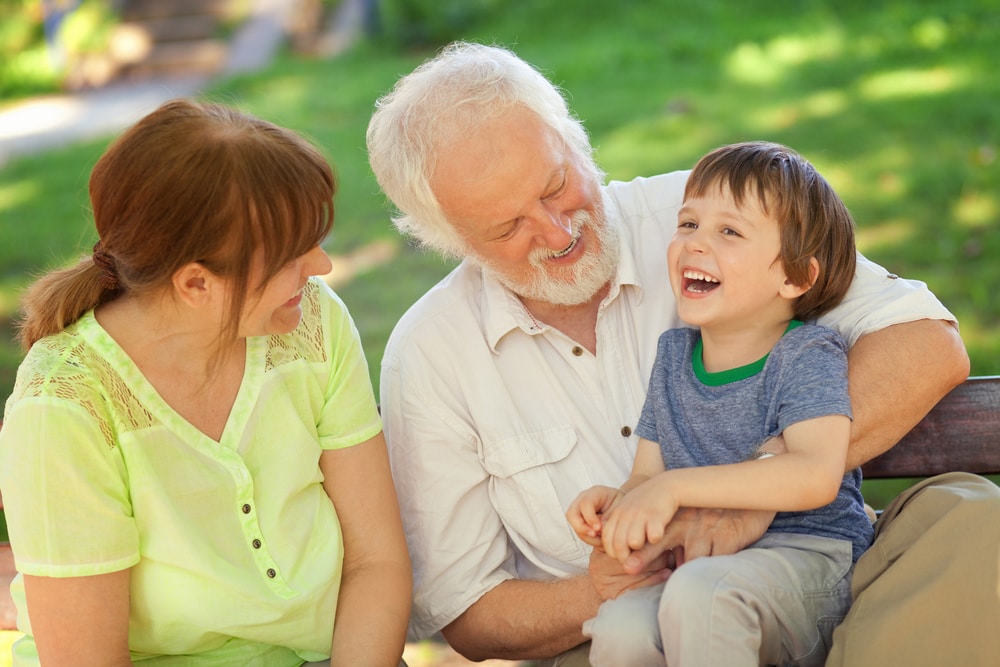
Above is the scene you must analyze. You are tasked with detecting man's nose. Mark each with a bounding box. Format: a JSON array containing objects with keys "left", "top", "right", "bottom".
[{"left": 533, "top": 205, "right": 574, "bottom": 249}]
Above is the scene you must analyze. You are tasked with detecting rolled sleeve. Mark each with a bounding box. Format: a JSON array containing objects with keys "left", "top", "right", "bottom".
[{"left": 817, "top": 253, "right": 958, "bottom": 347}]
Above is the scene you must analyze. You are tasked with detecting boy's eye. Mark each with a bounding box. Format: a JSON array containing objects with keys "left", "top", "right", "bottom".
[
  {"left": 722, "top": 227, "right": 742, "bottom": 237},
  {"left": 678, "top": 220, "right": 697, "bottom": 229}
]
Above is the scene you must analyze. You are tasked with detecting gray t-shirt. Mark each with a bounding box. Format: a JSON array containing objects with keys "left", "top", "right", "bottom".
[{"left": 636, "top": 323, "right": 873, "bottom": 560}]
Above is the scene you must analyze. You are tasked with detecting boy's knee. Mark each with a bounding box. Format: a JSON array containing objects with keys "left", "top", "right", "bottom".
[
  {"left": 658, "top": 557, "right": 760, "bottom": 631},
  {"left": 587, "top": 587, "right": 664, "bottom": 665}
]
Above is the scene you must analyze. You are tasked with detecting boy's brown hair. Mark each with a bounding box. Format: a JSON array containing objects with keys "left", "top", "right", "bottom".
[{"left": 684, "top": 141, "right": 857, "bottom": 321}]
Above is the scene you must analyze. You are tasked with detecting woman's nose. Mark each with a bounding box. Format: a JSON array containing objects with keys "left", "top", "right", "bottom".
[{"left": 306, "top": 245, "right": 333, "bottom": 276}]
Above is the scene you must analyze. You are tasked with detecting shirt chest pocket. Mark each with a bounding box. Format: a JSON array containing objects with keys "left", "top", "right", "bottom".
[{"left": 480, "top": 427, "right": 593, "bottom": 563}]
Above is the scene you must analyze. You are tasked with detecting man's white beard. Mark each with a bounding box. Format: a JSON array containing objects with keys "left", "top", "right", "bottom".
[{"left": 475, "top": 199, "right": 621, "bottom": 307}]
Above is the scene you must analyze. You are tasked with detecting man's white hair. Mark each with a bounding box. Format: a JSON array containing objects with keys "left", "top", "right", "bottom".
[{"left": 366, "top": 41, "right": 602, "bottom": 258}]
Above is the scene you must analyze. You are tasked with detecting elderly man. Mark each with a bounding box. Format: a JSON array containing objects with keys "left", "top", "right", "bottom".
[{"left": 367, "top": 41, "right": 999, "bottom": 666}]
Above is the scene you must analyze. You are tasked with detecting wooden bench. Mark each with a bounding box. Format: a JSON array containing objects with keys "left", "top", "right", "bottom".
[
  {"left": 0, "top": 376, "right": 997, "bottom": 631},
  {"left": 860, "top": 375, "right": 1000, "bottom": 479}
]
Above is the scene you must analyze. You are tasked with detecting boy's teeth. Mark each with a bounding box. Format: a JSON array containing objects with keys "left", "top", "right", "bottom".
[{"left": 683, "top": 270, "right": 719, "bottom": 283}]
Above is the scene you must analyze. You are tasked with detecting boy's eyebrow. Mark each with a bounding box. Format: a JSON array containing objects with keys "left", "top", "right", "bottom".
[{"left": 678, "top": 201, "right": 762, "bottom": 229}]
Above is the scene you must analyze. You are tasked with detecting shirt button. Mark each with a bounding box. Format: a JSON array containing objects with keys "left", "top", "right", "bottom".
[
  {"left": 621, "top": 426, "right": 632, "bottom": 437},
  {"left": 266, "top": 568, "right": 276, "bottom": 578},
  {"left": 242, "top": 503, "right": 252, "bottom": 514},
  {"left": 571, "top": 346, "right": 583, "bottom": 356},
  {"left": 252, "top": 539, "right": 262, "bottom": 549}
]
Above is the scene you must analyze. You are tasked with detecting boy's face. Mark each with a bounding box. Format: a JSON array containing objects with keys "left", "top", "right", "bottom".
[{"left": 669, "top": 182, "right": 807, "bottom": 334}]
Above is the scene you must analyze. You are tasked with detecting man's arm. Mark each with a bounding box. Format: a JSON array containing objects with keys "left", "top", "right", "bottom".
[
  {"left": 442, "top": 557, "right": 672, "bottom": 661},
  {"left": 844, "top": 319, "right": 968, "bottom": 469},
  {"left": 442, "top": 576, "right": 600, "bottom": 660}
]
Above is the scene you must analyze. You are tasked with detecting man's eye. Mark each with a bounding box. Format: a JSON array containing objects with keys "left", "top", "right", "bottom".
[
  {"left": 543, "top": 174, "right": 568, "bottom": 201},
  {"left": 491, "top": 221, "right": 520, "bottom": 241}
]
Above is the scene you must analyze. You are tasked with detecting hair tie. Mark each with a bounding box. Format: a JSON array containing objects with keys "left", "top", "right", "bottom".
[{"left": 92, "top": 241, "right": 122, "bottom": 292}]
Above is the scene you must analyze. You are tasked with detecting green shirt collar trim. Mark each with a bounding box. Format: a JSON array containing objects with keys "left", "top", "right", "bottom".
[{"left": 693, "top": 320, "right": 804, "bottom": 386}]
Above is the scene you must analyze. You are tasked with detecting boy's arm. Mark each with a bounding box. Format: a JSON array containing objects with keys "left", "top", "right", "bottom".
[
  {"left": 601, "top": 415, "right": 851, "bottom": 561},
  {"left": 622, "top": 437, "right": 667, "bottom": 492}
]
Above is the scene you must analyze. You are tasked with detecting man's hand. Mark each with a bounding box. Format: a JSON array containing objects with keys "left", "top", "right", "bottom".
[
  {"left": 588, "top": 545, "right": 673, "bottom": 601},
  {"left": 620, "top": 507, "right": 774, "bottom": 575}
]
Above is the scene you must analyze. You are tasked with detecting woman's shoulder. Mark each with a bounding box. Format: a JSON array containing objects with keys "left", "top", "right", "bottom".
[
  {"left": 6, "top": 323, "right": 134, "bottom": 444},
  {"left": 13, "top": 326, "right": 101, "bottom": 400}
]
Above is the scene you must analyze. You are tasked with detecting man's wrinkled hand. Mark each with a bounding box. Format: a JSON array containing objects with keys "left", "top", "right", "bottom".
[
  {"left": 621, "top": 507, "right": 774, "bottom": 575},
  {"left": 588, "top": 546, "right": 672, "bottom": 601}
]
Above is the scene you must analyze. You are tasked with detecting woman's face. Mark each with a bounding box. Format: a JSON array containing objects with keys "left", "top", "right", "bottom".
[{"left": 238, "top": 245, "right": 333, "bottom": 337}]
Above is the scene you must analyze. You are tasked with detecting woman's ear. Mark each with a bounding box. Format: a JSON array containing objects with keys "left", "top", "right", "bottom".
[
  {"left": 780, "top": 257, "right": 820, "bottom": 299},
  {"left": 172, "top": 262, "right": 215, "bottom": 308}
]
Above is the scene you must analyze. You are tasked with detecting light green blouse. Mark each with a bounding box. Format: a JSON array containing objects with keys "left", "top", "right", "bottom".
[{"left": 0, "top": 278, "right": 382, "bottom": 665}]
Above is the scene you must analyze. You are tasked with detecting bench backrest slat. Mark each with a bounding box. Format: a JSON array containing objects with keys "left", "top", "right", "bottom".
[{"left": 861, "top": 376, "right": 1000, "bottom": 479}]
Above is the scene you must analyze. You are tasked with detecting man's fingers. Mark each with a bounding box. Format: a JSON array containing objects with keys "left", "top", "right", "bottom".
[
  {"left": 682, "top": 535, "right": 713, "bottom": 561},
  {"left": 622, "top": 537, "right": 671, "bottom": 575}
]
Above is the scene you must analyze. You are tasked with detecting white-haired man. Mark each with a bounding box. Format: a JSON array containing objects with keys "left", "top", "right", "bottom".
[{"left": 367, "top": 41, "right": 999, "bottom": 667}]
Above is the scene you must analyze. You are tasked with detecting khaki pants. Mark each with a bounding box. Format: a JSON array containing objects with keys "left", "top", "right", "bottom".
[{"left": 826, "top": 472, "right": 1000, "bottom": 667}]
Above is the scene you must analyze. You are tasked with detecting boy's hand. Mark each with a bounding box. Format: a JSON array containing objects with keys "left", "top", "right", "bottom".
[
  {"left": 566, "top": 485, "right": 624, "bottom": 547},
  {"left": 601, "top": 478, "right": 680, "bottom": 563}
]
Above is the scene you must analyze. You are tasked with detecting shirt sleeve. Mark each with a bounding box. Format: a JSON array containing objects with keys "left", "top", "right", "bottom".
[
  {"left": 817, "top": 253, "right": 957, "bottom": 347},
  {"left": 380, "top": 341, "right": 515, "bottom": 640},
  {"left": 315, "top": 279, "right": 382, "bottom": 450},
  {"left": 770, "top": 327, "right": 853, "bottom": 436},
  {"left": 0, "top": 398, "right": 140, "bottom": 577}
]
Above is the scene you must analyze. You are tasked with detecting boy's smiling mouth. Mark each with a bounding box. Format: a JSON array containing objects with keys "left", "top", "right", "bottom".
[{"left": 682, "top": 269, "right": 721, "bottom": 294}]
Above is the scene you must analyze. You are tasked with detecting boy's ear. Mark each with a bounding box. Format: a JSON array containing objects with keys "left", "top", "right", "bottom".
[{"left": 780, "top": 257, "right": 820, "bottom": 299}]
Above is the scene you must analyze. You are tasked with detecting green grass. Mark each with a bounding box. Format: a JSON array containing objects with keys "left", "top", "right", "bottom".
[{"left": 1, "top": 1, "right": 998, "bottom": 509}]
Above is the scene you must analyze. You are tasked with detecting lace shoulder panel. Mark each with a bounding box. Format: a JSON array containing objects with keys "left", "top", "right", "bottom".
[{"left": 11, "top": 329, "right": 155, "bottom": 449}]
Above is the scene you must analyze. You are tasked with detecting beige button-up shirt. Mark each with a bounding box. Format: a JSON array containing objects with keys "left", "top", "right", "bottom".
[{"left": 380, "top": 171, "right": 956, "bottom": 639}]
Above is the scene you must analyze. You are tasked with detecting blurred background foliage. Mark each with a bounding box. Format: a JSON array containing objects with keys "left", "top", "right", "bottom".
[{"left": 0, "top": 0, "right": 998, "bottom": 511}]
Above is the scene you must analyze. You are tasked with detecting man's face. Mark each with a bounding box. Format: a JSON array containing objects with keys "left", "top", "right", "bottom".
[{"left": 430, "top": 107, "right": 618, "bottom": 306}]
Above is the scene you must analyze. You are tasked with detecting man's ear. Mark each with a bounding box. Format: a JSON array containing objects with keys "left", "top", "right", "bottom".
[
  {"left": 172, "top": 263, "right": 214, "bottom": 308},
  {"left": 780, "top": 257, "right": 819, "bottom": 299}
]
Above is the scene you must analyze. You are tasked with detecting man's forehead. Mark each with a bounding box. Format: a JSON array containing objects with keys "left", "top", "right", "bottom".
[{"left": 431, "top": 113, "right": 565, "bottom": 222}]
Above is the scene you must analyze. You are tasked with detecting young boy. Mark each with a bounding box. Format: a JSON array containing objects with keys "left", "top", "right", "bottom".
[{"left": 566, "top": 141, "right": 874, "bottom": 666}]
